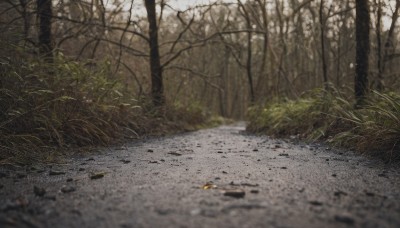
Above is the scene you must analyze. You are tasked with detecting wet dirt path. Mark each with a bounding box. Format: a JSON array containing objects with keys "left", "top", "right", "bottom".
[{"left": 1, "top": 123, "right": 399, "bottom": 228}]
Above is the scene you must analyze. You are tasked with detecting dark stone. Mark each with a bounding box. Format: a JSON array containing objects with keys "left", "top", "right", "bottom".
[
  {"left": 309, "top": 201, "right": 323, "bottom": 206},
  {"left": 334, "top": 215, "right": 355, "bottom": 225},
  {"left": 90, "top": 173, "right": 105, "bottom": 180},
  {"left": 224, "top": 190, "right": 245, "bottom": 198},
  {"left": 33, "top": 186, "right": 46, "bottom": 197}
]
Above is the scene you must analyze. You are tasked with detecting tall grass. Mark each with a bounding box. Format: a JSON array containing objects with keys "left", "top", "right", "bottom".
[
  {"left": 330, "top": 91, "right": 400, "bottom": 159},
  {"left": 247, "top": 89, "right": 400, "bottom": 160},
  {"left": 0, "top": 42, "right": 207, "bottom": 164}
]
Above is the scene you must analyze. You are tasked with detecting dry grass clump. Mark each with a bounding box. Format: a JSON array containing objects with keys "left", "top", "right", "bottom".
[
  {"left": 330, "top": 91, "right": 400, "bottom": 160},
  {"left": 0, "top": 42, "right": 207, "bottom": 164},
  {"left": 247, "top": 89, "right": 400, "bottom": 160}
]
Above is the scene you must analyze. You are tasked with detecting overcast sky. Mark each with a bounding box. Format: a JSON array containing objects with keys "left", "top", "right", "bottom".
[{"left": 129, "top": 0, "right": 393, "bottom": 29}]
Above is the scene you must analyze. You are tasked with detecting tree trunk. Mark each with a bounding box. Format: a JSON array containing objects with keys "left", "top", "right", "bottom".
[
  {"left": 144, "top": 0, "right": 165, "bottom": 106},
  {"left": 37, "top": 0, "right": 53, "bottom": 60},
  {"left": 319, "top": 0, "right": 329, "bottom": 90},
  {"left": 375, "top": 0, "right": 383, "bottom": 91},
  {"left": 355, "top": 0, "right": 370, "bottom": 106}
]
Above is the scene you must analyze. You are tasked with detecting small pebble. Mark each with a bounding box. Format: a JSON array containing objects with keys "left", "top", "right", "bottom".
[
  {"left": 33, "top": 186, "right": 46, "bottom": 197},
  {"left": 0, "top": 172, "right": 8, "bottom": 178},
  {"left": 365, "top": 191, "right": 375, "bottom": 197},
  {"left": 49, "top": 170, "right": 66, "bottom": 176},
  {"left": 90, "top": 173, "right": 105, "bottom": 180},
  {"left": 334, "top": 215, "right": 355, "bottom": 225},
  {"left": 17, "top": 173, "right": 27, "bottom": 179},
  {"left": 44, "top": 195, "right": 56, "bottom": 201},
  {"left": 309, "top": 201, "right": 323, "bottom": 206},
  {"left": 61, "top": 186, "right": 76, "bottom": 193},
  {"left": 120, "top": 159, "right": 131, "bottom": 164}
]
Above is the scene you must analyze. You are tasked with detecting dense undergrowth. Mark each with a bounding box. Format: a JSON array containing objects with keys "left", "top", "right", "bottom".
[
  {"left": 247, "top": 88, "right": 400, "bottom": 161},
  {"left": 0, "top": 42, "right": 213, "bottom": 165}
]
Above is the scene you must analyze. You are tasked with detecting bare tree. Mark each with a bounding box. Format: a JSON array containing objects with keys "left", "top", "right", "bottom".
[
  {"left": 238, "top": 0, "right": 255, "bottom": 103},
  {"left": 376, "top": 0, "right": 400, "bottom": 91}
]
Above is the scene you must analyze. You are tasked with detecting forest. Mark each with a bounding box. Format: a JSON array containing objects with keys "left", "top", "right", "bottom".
[{"left": 1, "top": 0, "right": 400, "bottom": 163}]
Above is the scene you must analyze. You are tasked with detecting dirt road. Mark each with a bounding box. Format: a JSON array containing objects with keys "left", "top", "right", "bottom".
[{"left": 1, "top": 123, "right": 399, "bottom": 228}]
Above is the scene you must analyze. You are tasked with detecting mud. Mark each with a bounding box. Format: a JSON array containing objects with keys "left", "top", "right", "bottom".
[{"left": 0, "top": 123, "right": 399, "bottom": 228}]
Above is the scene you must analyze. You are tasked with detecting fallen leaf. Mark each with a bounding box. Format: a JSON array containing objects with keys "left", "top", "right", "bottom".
[{"left": 202, "top": 182, "right": 217, "bottom": 190}]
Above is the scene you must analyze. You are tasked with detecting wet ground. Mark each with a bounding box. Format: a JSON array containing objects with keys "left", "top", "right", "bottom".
[{"left": 0, "top": 123, "right": 399, "bottom": 228}]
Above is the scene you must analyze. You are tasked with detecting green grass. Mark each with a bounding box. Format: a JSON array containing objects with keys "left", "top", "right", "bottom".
[{"left": 247, "top": 89, "right": 400, "bottom": 161}]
